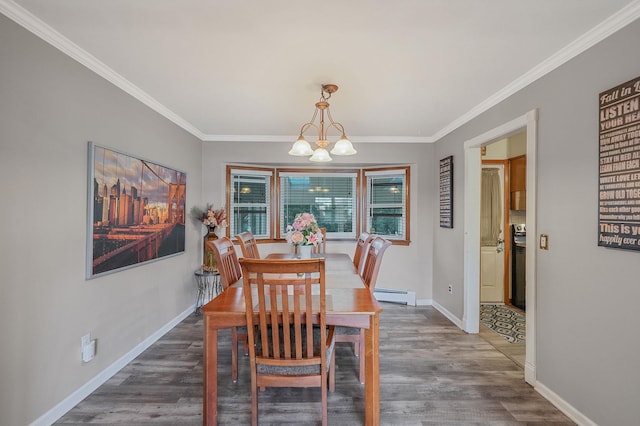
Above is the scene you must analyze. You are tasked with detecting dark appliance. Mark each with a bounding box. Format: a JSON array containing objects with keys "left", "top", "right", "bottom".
[{"left": 511, "top": 224, "right": 526, "bottom": 311}]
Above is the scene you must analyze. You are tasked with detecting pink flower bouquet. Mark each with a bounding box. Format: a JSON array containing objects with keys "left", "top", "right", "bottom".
[{"left": 285, "top": 212, "right": 323, "bottom": 246}]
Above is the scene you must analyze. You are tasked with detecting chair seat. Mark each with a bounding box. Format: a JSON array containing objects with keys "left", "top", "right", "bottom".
[
  {"left": 256, "top": 326, "right": 335, "bottom": 375},
  {"left": 335, "top": 326, "right": 360, "bottom": 335}
]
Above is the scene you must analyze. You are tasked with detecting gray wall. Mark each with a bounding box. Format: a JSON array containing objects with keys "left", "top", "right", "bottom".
[
  {"left": 0, "top": 15, "right": 203, "bottom": 425},
  {"left": 433, "top": 19, "right": 640, "bottom": 426},
  {"left": 201, "top": 141, "right": 436, "bottom": 299}
]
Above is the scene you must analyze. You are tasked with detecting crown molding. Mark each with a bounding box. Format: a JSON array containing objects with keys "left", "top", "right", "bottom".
[
  {"left": 351, "top": 135, "right": 435, "bottom": 144},
  {"left": 3, "top": 0, "right": 639, "bottom": 145},
  {"left": 201, "top": 134, "right": 433, "bottom": 143},
  {"left": 0, "top": 0, "right": 206, "bottom": 141},
  {"left": 432, "top": 0, "right": 640, "bottom": 142}
]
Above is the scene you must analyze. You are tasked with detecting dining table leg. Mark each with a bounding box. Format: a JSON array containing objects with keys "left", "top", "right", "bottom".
[
  {"left": 203, "top": 316, "right": 218, "bottom": 425},
  {"left": 364, "top": 313, "right": 380, "bottom": 425}
]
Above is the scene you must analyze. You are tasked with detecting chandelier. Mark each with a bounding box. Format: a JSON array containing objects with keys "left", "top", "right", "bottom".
[{"left": 288, "top": 84, "right": 357, "bottom": 162}]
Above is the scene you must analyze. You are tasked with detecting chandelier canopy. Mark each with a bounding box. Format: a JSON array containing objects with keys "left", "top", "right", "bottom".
[{"left": 289, "top": 84, "right": 357, "bottom": 162}]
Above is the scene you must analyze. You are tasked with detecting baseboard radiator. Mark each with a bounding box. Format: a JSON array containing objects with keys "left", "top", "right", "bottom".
[{"left": 373, "top": 288, "right": 416, "bottom": 306}]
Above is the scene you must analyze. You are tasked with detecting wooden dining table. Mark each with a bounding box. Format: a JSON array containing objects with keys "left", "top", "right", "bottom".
[
  {"left": 265, "top": 252, "right": 358, "bottom": 274},
  {"left": 201, "top": 252, "right": 383, "bottom": 425}
]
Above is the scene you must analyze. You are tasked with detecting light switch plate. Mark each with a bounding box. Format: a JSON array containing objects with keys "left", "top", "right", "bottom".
[
  {"left": 82, "top": 339, "right": 96, "bottom": 363},
  {"left": 540, "top": 234, "right": 549, "bottom": 250},
  {"left": 81, "top": 333, "right": 95, "bottom": 363},
  {"left": 81, "top": 333, "right": 90, "bottom": 348}
]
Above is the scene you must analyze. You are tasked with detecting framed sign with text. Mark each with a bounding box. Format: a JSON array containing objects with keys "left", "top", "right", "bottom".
[
  {"left": 598, "top": 75, "right": 640, "bottom": 251},
  {"left": 439, "top": 156, "right": 454, "bottom": 228}
]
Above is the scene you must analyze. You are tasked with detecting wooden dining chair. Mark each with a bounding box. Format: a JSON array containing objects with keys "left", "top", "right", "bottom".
[
  {"left": 353, "top": 231, "right": 370, "bottom": 274},
  {"left": 360, "top": 237, "right": 392, "bottom": 292},
  {"left": 236, "top": 231, "right": 261, "bottom": 259},
  {"left": 240, "top": 258, "right": 335, "bottom": 426},
  {"left": 336, "top": 236, "right": 392, "bottom": 383},
  {"left": 208, "top": 237, "right": 246, "bottom": 383},
  {"left": 313, "top": 227, "right": 327, "bottom": 254}
]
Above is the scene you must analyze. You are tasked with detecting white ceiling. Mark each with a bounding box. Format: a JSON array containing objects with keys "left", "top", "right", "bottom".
[{"left": 3, "top": 0, "right": 640, "bottom": 143}]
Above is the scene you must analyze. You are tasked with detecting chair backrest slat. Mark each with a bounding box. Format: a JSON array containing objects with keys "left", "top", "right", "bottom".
[
  {"left": 236, "top": 231, "right": 260, "bottom": 259},
  {"left": 312, "top": 228, "right": 327, "bottom": 254},
  {"left": 360, "top": 237, "right": 392, "bottom": 292},
  {"left": 353, "top": 232, "right": 371, "bottom": 272},
  {"left": 240, "top": 258, "right": 326, "bottom": 366},
  {"left": 208, "top": 237, "right": 242, "bottom": 289}
]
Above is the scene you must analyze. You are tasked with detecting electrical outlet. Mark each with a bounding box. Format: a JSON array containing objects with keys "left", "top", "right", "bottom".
[{"left": 448, "top": 284, "right": 453, "bottom": 294}]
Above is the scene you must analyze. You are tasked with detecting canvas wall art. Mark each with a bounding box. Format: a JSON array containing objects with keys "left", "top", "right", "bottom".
[{"left": 86, "top": 142, "right": 186, "bottom": 278}]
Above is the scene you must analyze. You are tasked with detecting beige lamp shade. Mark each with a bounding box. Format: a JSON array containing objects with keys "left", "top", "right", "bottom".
[
  {"left": 330, "top": 136, "right": 357, "bottom": 155},
  {"left": 289, "top": 136, "right": 314, "bottom": 156}
]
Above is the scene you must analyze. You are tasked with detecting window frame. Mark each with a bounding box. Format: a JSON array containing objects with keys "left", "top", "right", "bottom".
[
  {"left": 226, "top": 166, "right": 274, "bottom": 240},
  {"left": 225, "top": 164, "right": 410, "bottom": 245},
  {"left": 276, "top": 168, "right": 361, "bottom": 240},
  {"left": 363, "top": 166, "right": 411, "bottom": 245}
]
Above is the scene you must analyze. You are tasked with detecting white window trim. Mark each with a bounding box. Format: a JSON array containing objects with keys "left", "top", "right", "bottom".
[{"left": 365, "top": 168, "right": 408, "bottom": 241}]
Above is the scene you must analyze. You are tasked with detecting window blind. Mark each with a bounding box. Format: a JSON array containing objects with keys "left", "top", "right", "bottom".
[{"left": 279, "top": 171, "right": 357, "bottom": 239}]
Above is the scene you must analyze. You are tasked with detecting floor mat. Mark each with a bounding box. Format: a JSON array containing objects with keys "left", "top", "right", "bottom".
[{"left": 480, "top": 304, "right": 525, "bottom": 343}]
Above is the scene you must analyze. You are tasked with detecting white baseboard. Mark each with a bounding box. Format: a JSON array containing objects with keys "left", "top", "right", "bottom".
[
  {"left": 30, "top": 305, "right": 195, "bottom": 426},
  {"left": 432, "top": 300, "right": 464, "bottom": 329},
  {"left": 416, "top": 298, "right": 433, "bottom": 306},
  {"left": 535, "top": 381, "right": 597, "bottom": 426}
]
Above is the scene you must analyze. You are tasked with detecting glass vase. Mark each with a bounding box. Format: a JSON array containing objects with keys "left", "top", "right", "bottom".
[{"left": 203, "top": 226, "right": 218, "bottom": 270}]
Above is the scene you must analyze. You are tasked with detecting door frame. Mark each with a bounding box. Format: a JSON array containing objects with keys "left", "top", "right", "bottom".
[{"left": 463, "top": 109, "right": 538, "bottom": 385}]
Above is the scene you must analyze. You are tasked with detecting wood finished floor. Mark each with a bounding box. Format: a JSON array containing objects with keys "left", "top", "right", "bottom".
[
  {"left": 56, "top": 303, "right": 573, "bottom": 425},
  {"left": 479, "top": 323, "right": 525, "bottom": 370},
  {"left": 478, "top": 305, "right": 526, "bottom": 369}
]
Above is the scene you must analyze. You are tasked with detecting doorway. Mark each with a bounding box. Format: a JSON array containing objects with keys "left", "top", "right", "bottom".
[
  {"left": 462, "top": 110, "right": 538, "bottom": 386},
  {"left": 479, "top": 139, "right": 526, "bottom": 368}
]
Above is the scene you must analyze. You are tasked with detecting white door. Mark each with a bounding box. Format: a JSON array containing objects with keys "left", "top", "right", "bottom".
[{"left": 480, "top": 165, "right": 505, "bottom": 303}]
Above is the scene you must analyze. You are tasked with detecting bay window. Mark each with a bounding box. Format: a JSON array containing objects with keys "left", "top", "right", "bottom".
[{"left": 226, "top": 165, "right": 410, "bottom": 244}]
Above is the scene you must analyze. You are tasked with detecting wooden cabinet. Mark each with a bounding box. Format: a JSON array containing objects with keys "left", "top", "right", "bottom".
[
  {"left": 510, "top": 156, "right": 526, "bottom": 192},
  {"left": 510, "top": 155, "right": 526, "bottom": 210}
]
